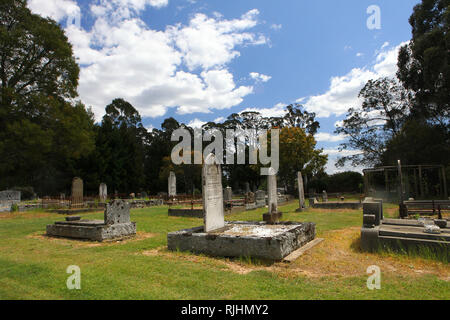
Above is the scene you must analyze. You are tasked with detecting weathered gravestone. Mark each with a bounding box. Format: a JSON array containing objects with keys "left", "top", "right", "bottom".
[
  {"left": 71, "top": 177, "right": 83, "bottom": 206},
  {"left": 168, "top": 171, "right": 177, "bottom": 197},
  {"left": 263, "top": 168, "right": 282, "bottom": 224},
  {"left": 255, "top": 190, "right": 266, "bottom": 208},
  {"left": 322, "top": 190, "right": 328, "bottom": 202},
  {"left": 224, "top": 187, "right": 232, "bottom": 202},
  {"left": 203, "top": 154, "right": 225, "bottom": 232},
  {"left": 0, "top": 190, "right": 21, "bottom": 212},
  {"left": 296, "top": 172, "right": 306, "bottom": 212},
  {"left": 99, "top": 183, "right": 107, "bottom": 202}
]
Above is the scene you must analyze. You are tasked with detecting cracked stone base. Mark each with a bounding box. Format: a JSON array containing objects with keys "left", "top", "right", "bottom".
[
  {"left": 46, "top": 220, "right": 136, "bottom": 242},
  {"left": 167, "top": 221, "right": 316, "bottom": 260}
]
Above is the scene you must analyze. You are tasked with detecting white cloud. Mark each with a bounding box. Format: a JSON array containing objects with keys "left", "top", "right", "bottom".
[
  {"left": 170, "top": 9, "right": 266, "bottom": 71},
  {"left": 322, "top": 148, "right": 364, "bottom": 174},
  {"left": 270, "top": 24, "right": 282, "bottom": 30},
  {"left": 187, "top": 118, "right": 206, "bottom": 128},
  {"left": 241, "top": 102, "right": 286, "bottom": 118},
  {"left": 303, "top": 42, "right": 407, "bottom": 118},
  {"left": 356, "top": 52, "right": 364, "bottom": 57},
  {"left": 315, "top": 132, "right": 347, "bottom": 142},
  {"left": 249, "top": 72, "right": 272, "bottom": 83},
  {"left": 214, "top": 117, "right": 225, "bottom": 123},
  {"left": 28, "top": 3, "right": 268, "bottom": 121},
  {"left": 28, "top": 0, "right": 80, "bottom": 21}
]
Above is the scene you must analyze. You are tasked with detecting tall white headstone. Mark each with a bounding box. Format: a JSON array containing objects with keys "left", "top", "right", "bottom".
[
  {"left": 267, "top": 168, "right": 278, "bottom": 213},
  {"left": 203, "top": 154, "right": 225, "bottom": 232},
  {"left": 168, "top": 171, "right": 177, "bottom": 197}
]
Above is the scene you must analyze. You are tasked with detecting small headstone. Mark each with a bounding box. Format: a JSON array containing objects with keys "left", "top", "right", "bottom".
[
  {"left": 223, "top": 187, "right": 232, "bottom": 202},
  {"left": 71, "top": 177, "right": 83, "bottom": 206},
  {"left": 99, "top": 183, "right": 107, "bottom": 202},
  {"left": 256, "top": 190, "right": 266, "bottom": 207},
  {"left": 104, "top": 200, "right": 131, "bottom": 225},
  {"left": 168, "top": 171, "right": 177, "bottom": 197},
  {"left": 203, "top": 154, "right": 225, "bottom": 232},
  {"left": 0, "top": 190, "right": 21, "bottom": 212},
  {"left": 245, "top": 182, "right": 250, "bottom": 194}
]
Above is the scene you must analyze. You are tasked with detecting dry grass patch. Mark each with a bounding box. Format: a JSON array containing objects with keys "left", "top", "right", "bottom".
[{"left": 140, "top": 228, "right": 449, "bottom": 281}]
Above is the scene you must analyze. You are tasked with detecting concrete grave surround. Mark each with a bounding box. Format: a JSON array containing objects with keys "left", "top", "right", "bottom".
[
  {"left": 99, "top": 183, "right": 107, "bottom": 202},
  {"left": 46, "top": 200, "right": 136, "bottom": 241},
  {"left": 203, "top": 154, "right": 225, "bottom": 232},
  {"left": 168, "top": 172, "right": 177, "bottom": 197},
  {"left": 168, "top": 221, "right": 316, "bottom": 261},
  {"left": 360, "top": 200, "right": 449, "bottom": 254},
  {"left": 71, "top": 177, "right": 83, "bottom": 205}
]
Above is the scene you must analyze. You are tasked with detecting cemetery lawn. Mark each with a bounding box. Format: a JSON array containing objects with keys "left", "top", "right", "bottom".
[{"left": 0, "top": 203, "right": 448, "bottom": 300}]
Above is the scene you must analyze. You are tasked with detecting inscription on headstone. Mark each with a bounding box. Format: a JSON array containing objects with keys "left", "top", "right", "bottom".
[
  {"left": 203, "top": 154, "right": 225, "bottom": 232},
  {"left": 168, "top": 171, "right": 177, "bottom": 197}
]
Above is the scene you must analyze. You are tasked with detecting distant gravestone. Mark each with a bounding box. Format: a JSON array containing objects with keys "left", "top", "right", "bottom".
[
  {"left": 246, "top": 192, "right": 255, "bottom": 204},
  {"left": 105, "top": 200, "right": 131, "bottom": 225},
  {"left": 71, "top": 178, "right": 83, "bottom": 205},
  {"left": 0, "top": 190, "right": 21, "bottom": 202},
  {"left": 224, "top": 187, "right": 232, "bottom": 202},
  {"left": 0, "top": 190, "right": 21, "bottom": 212},
  {"left": 203, "top": 154, "right": 225, "bottom": 232},
  {"left": 297, "top": 172, "right": 306, "bottom": 212},
  {"left": 99, "top": 183, "right": 107, "bottom": 202},
  {"left": 322, "top": 190, "right": 328, "bottom": 202},
  {"left": 168, "top": 171, "right": 177, "bottom": 197},
  {"left": 256, "top": 190, "right": 266, "bottom": 207}
]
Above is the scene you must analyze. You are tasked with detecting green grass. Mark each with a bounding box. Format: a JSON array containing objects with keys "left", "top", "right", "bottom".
[{"left": 0, "top": 203, "right": 448, "bottom": 300}]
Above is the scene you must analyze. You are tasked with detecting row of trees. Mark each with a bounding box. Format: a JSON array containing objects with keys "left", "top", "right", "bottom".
[{"left": 336, "top": 0, "right": 449, "bottom": 170}]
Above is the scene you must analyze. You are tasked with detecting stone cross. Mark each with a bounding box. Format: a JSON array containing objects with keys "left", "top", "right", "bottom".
[
  {"left": 297, "top": 172, "right": 306, "bottom": 211},
  {"left": 168, "top": 171, "right": 177, "bottom": 197},
  {"left": 99, "top": 183, "right": 107, "bottom": 202},
  {"left": 203, "top": 154, "right": 225, "bottom": 232},
  {"left": 71, "top": 177, "right": 83, "bottom": 206},
  {"left": 104, "top": 200, "right": 131, "bottom": 225}
]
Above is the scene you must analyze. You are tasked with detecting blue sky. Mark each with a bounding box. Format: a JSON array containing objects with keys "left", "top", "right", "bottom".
[{"left": 27, "top": 0, "right": 420, "bottom": 173}]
